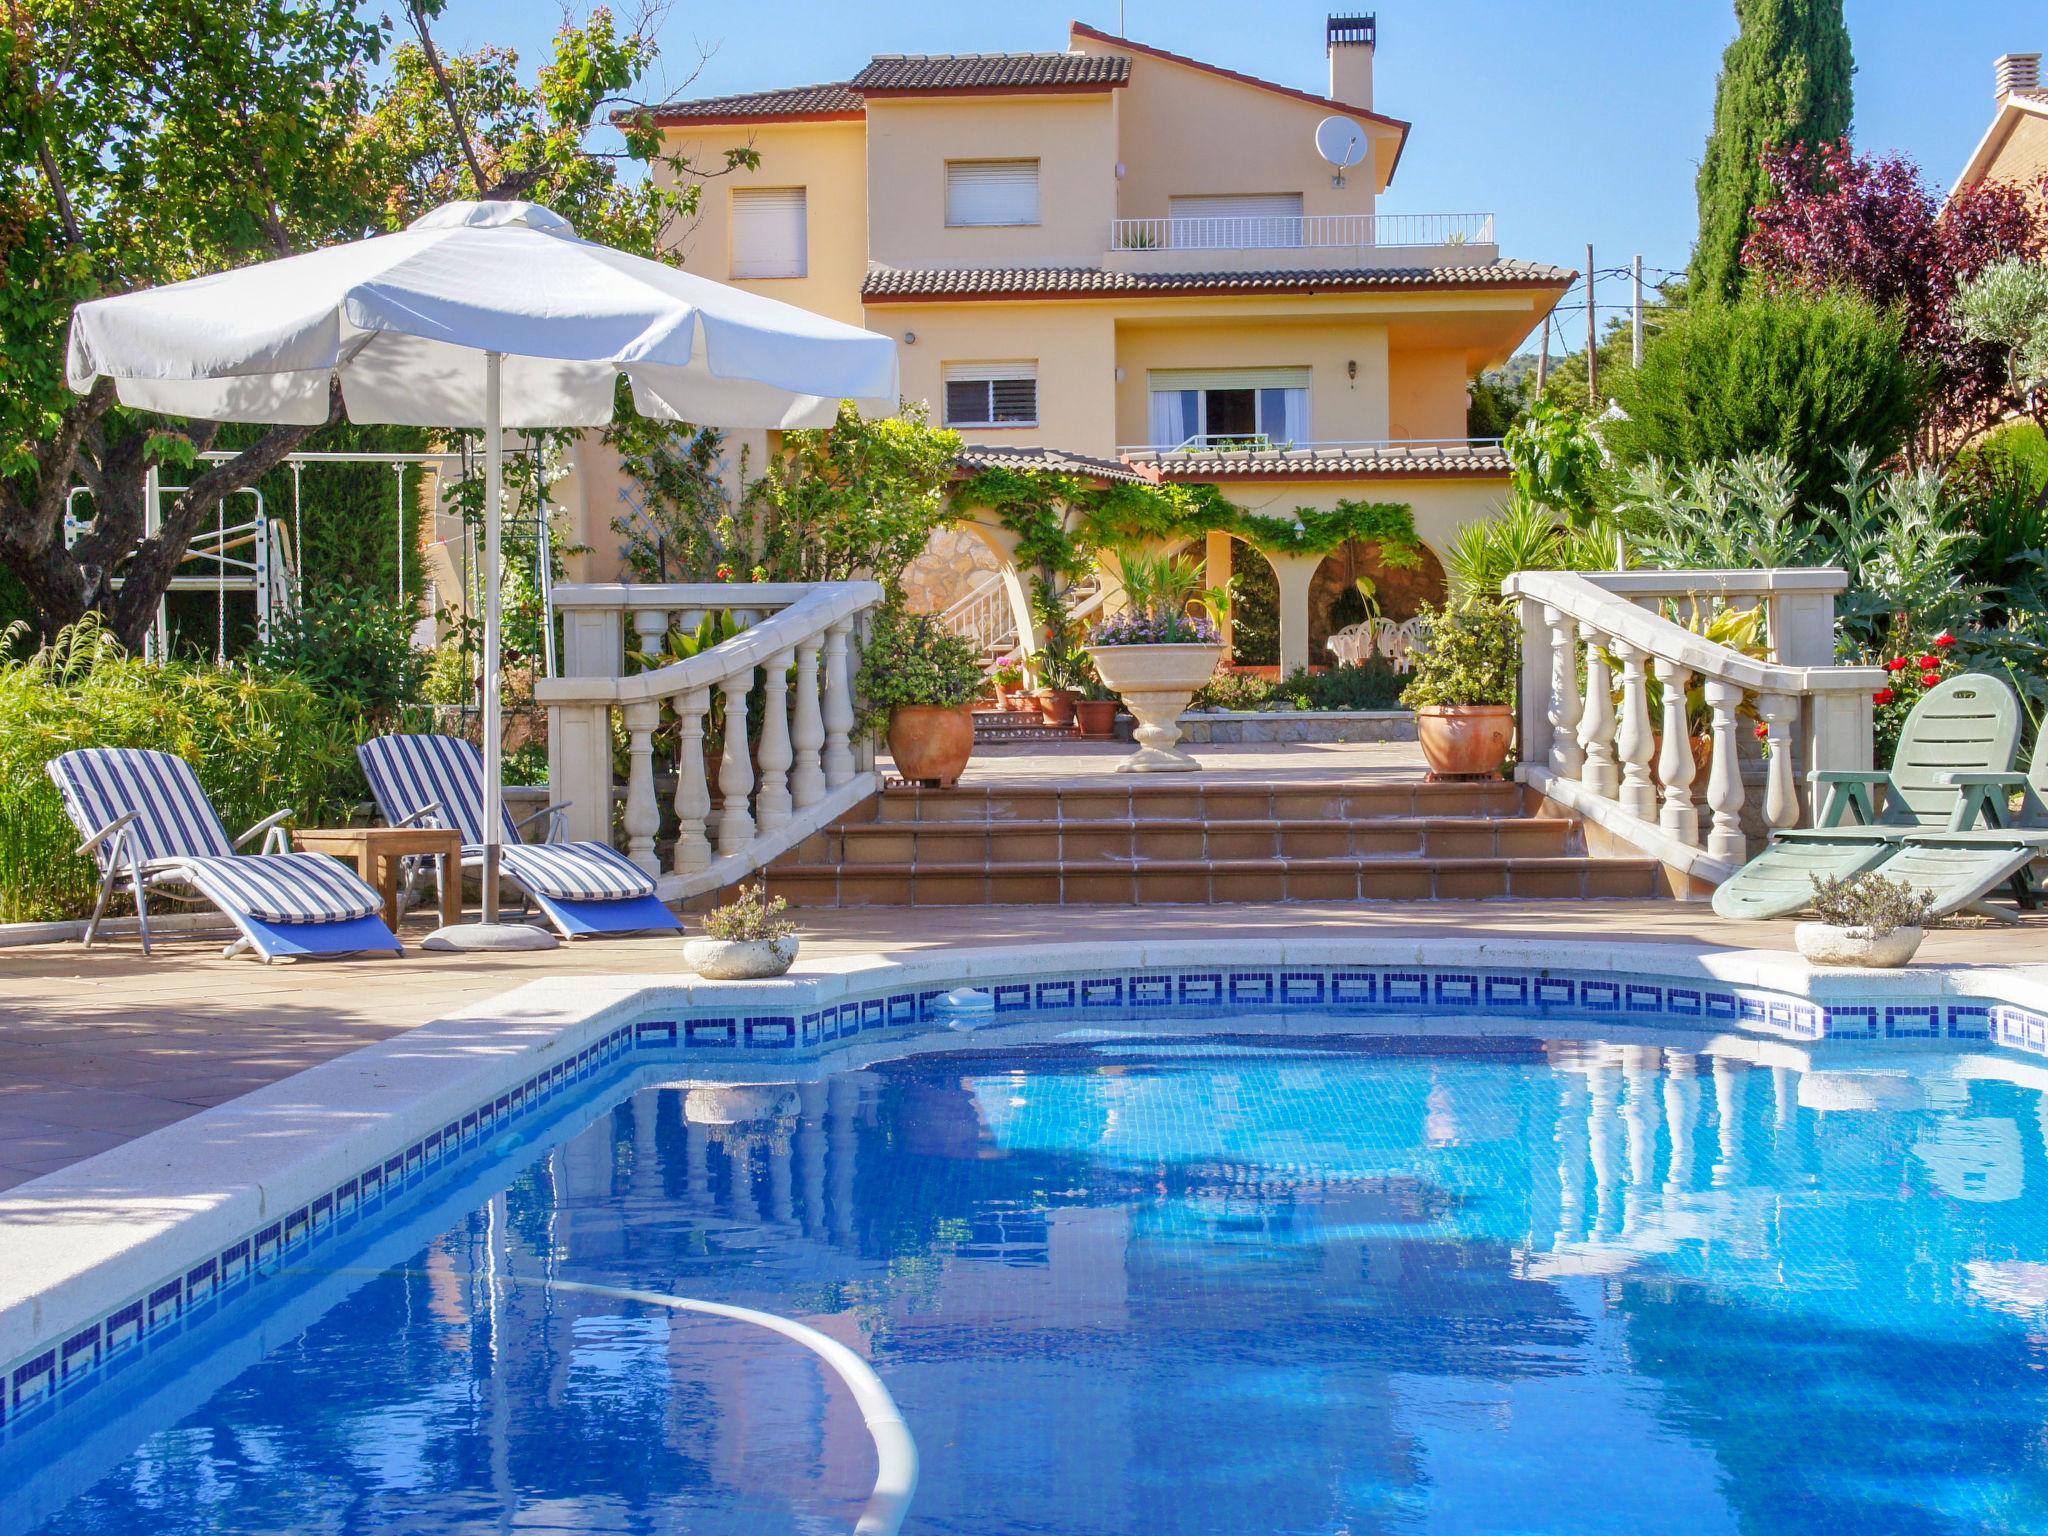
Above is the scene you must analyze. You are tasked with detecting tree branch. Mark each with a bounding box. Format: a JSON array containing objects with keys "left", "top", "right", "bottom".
[{"left": 407, "top": 1, "right": 492, "bottom": 198}]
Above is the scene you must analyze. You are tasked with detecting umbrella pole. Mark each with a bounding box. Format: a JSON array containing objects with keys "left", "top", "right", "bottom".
[{"left": 430, "top": 349, "right": 554, "bottom": 952}]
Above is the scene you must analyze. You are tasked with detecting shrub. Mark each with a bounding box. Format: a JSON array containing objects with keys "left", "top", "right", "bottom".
[
  {"left": 1400, "top": 603, "right": 1521, "bottom": 709},
  {"left": 1191, "top": 663, "right": 1408, "bottom": 712},
  {"left": 702, "top": 882, "right": 797, "bottom": 942},
  {"left": 855, "top": 607, "right": 983, "bottom": 730},
  {"left": 252, "top": 584, "right": 428, "bottom": 716},
  {"left": 1192, "top": 671, "right": 1280, "bottom": 711},
  {"left": 1606, "top": 289, "right": 1927, "bottom": 501},
  {"left": 1806, "top": 871, "right": 1934, "bottom": 935},
  {"left": 0, "top": 622, "right": 369, "bottom": 923},
  {"left": 1445, "top": 498, "right": 1625, "bottom": 603}
]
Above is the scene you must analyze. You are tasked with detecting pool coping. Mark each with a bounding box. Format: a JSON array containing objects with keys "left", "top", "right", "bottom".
[{"left": 5, "top": 934, "right": 2048, "bottom": 1431}]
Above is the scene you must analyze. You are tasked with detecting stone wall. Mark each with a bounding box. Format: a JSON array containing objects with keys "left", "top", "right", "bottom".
[{"left": 900, "top": 526, "right": 1003, "bottom": 614}]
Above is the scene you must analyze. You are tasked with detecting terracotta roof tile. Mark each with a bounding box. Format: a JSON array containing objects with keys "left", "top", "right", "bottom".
[
  {"left": 954, "top": 444, "right": 1154, "bottom": 485},
  {"left": 642, "top": 83, "right": 863, "bottom": 123},
  {"left": 851, "top": 52, "right": 1130, "bottom": 93},
  {"left": 864, "top": 261, "right": 1574, "bottom": 301},
  {"left": 1144, "top": 442, "right": 1512, "bottom": 480}
]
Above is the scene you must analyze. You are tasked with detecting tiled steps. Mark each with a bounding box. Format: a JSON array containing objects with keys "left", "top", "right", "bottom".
[
  {"left": 754, "top": 779, "right": 1665, "bottom": 907},
  {"left": 971, "top": 707, "right": 1076, "bottom": 745}
]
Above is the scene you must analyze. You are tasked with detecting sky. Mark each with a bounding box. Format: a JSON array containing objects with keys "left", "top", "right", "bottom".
[{"left": 426, "top": 0, "right": 2038, "bottom": 346}]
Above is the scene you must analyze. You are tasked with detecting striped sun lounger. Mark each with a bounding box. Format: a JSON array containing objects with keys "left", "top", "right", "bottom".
[
  {"left": 47, "top": 747, "right": 403, "bottom": 962},
  {"left": 356, "top": 733, "right": 680, "bottom": 939}
]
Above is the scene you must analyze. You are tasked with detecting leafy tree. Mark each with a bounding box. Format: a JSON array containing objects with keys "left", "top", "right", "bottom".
[
  {"left": 1743, "top": 139, "right": 2048, "bottom": 459},
  {"left": 1503, "top": 401, "right": 1605, "bottom": 525},
  {"left": 1, "top": 0, "right": 743, "bottom": 648},
  {"left": 1605, "top": 288, "right": 1925, "bottom": 500},
  {"left": 1954, "top": 257, "right": 2048, "bottom": 420},
  {"left": 1690, "top": 0, "right": 1854, "bottom": 304}
]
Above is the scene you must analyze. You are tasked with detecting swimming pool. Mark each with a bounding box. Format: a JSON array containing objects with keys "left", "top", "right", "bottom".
[{"left": 7, "top": 1023, "right": 2048, "bottom": 1535}]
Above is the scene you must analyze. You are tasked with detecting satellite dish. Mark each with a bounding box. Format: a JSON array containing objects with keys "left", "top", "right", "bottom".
[{"left": 1315, "top": 115, "right": 1368, "bottom": 186}]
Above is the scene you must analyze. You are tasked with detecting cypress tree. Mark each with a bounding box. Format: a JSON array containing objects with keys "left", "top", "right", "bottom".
[{"left": 1689, "top": 0, "right": 1854, "bottom": 304}]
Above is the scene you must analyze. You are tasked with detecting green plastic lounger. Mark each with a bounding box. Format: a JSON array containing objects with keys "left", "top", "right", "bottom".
[
  {"left": 1892, "top": 725, "right": 2048, "bottom": 923},
  {"left": 1712, "top": 673, "right": 2023, "bottom": 921}
]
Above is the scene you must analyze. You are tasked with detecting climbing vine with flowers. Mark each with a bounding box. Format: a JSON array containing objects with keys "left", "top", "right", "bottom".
[{"left": 1871, "top": 632, "right": 1960, "bottom": 761}]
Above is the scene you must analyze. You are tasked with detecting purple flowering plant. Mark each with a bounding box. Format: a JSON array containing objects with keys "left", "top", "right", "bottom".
[{"left": 1089, "top": 611, "right": 1222, "bottom": 646}]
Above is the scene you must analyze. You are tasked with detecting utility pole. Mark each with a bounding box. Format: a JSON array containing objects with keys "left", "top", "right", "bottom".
[
  {"left": 1631, "top": 253, "right": 1645, "bottom": 368},
  {"left": 1535, "top": 313, "right": 1549, "bottom": 394},
  {"left": 1585, "top": 244, "right": 1598, "bottom": 401}
]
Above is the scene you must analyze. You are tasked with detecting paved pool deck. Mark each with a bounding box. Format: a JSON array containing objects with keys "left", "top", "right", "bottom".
[{"left": 2, "top": 897, "right": 2044, "bottom": 1192}]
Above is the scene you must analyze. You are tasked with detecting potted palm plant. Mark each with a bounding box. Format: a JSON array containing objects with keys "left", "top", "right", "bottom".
[
  {"left": 858, "top": 607, "right": 984, "bottom": 787},
  {"left": 1086, "top": 550, "right": 1226, "bottom": 772},
  {"left": 1073, "top": 657, "right": 1121, "bottom": 740},
  {"left": 1402, "top": 601, "right": 1520, "bottom": 778}
]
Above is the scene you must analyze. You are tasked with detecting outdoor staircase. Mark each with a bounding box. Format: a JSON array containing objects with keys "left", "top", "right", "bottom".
[
  {"left": 970, "top": 706, "right": 1078, "bottom": 746},
  {"left": 752, "top": 779, "right": 1663, "bottom": 907}
]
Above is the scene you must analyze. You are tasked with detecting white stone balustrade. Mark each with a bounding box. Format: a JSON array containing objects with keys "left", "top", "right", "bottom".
[
  {"left": 539, "top": 581, "right": 884, "bottom": 901},
  {"left": 1506, "top": 568, "right": 1884, "bottom": 887}
]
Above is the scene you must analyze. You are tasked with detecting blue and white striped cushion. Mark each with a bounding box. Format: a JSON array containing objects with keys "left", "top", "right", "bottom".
[
  {"left": 47, "top": 748, "right": 237, "bottom": 865},
  {"left": 357, "top": 734, "right": 520, "bottom": 848},
  {"left": 500, "top": 841, "right": 657, "bottom": 902},
  {"left": 178, "top": 852, "right": 382, "bottom": 924}
]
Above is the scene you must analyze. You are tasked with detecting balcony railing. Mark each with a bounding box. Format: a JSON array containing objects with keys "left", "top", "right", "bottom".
[
  {"left": 1118, "top": 436, "right": 1504, "bottom": 462},
  {"left": 1108, "top": 212, "right": 1495, "bottom": 253}
]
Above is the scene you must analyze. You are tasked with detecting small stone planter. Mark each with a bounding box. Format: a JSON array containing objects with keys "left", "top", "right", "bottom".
[
  {"left": 1087, "top": 642, "right": 1225, "bottom": 772},
  {"left": 683, "top": 935, "right": 800, "bottom": 979},
  {"left": 1793, "top": 923, "right": 1924, "bottom": 969}
]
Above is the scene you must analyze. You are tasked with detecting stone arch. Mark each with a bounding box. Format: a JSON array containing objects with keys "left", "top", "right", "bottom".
[{"left": 1306, "top": 537, "right": 1448, "bottom": 665}]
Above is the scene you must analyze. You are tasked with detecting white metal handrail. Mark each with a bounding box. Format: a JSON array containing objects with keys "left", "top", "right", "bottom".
[
  {"left": 539, "top": 580, "right": 885, "bottom": 898},
  {"left": 1117, "top": 436, "right": 1504, "bottom": 460},
  {"left": 938, "top": 570, "right": 1016, "bottom": 656},
  {"left": 1109, "top": 212, "right": 1494, "bottom": 253},
  {"left": 1504, "top": 568, "right": 1883, "bottom": 877}
]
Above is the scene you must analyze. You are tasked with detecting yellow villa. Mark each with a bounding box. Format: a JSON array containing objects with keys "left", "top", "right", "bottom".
[{"left": 596, "top": 14, "right": 1570, "bottom": 674}]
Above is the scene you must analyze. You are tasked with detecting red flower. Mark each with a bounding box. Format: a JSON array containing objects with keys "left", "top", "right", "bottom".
[
  {"left": 1933, "top": 632, "right": 1956, "bottom": 648},
  {"left": 1920, "top": 669, "right": 1941, "bottom": 687},
  {"left": 715, "top": 564, "right": 734, "bottom": 581},
  {"left": 1886, "top": 657, "right": 1910, "bottom": 672},
  {"left": 1873, "top": 687, "right": 1895, "bottom": 705},
  {"left": 1916, "top": 654, "right": 1940, "bottom": 670},
  {"left": 1754, "top": 722, "right": 1771, "bottom": 739}
]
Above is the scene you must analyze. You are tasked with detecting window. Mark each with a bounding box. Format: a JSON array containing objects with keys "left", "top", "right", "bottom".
[
  {"left": 1166, "top": 193, "right": 1304, "bottom": 249},
  {"left": 944, "top": 362, "right": 1038, "bottom": 427},
  {"left": 1148, "top": 368, "right": 1310, "bottom": 448},
  {"left": 730, "top": 187, "right": 807, "bottom": 278},
  {"left": 946, "top": 160, "right": 1040, "bottom": 227}
]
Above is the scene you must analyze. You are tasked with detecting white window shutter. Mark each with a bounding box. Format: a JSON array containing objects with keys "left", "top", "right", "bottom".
[
  {"left": 1149, "top": 367, "right": 1312, "bottom": 393},
  {"left": 946, "top": 161, "right": 1041, "bottom": 227},
  {"left": 943, "top": 362, "right": 1038, "bottom": 426},
  {"left": 1166, "top": 193, "right": 1304, "bottom": 248},
  {"left": 731, "top": 188, "right": 807, "bottom": 278}
]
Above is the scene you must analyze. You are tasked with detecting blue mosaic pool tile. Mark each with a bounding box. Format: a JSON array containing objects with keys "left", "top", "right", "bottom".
[
  {"left": 745, "top": 1015, "right": 795, "bottom": 1049},
  {"left": 1178, "top": 972, "right": 1224, "bottom": 1007},
  {"left": 1081, "top": 976, "right": 1124, "bottom": 1009},
  {"left": 1824, "top": 1005, "right": 1878, "bottom": 1041},
  {"left": 1625, "top": 983, "right": 1663, "bottom": 1014},
  {"left": 1130, "top": 975, "right": 1174, "bottom": 1008},
  {"left": 1331, "top": 970, "right": 1376, "bottom": 1006},
  {"left": 1582, "top": 980, "right": 1622, "bottom": 1013},
  {"left": 1705, "top": 991, "right": 1738, "bottom": 1022},
  {"left": 1383, "top": 971, "right": 1427, "bottom": 1007},
  {"left": 57, "top": 1326, "right": 97, "bottom": 1385},
  {"left": 636, "top": 1018, "right": 676, "bottom": 1047},
  {"left": 1280, "top": 971, "right": 1327, "bottom": 1006},
  {"left": 1434, "top": 973, "right": 1479, "bottom": 1007},
  {"left": 1484, "top": 974, "right": 1529, "bottom": 1009},
  {"left": 991, "top": 984, "right": 1031, "bottom": 1015},
  {"left": 1947, "top": 1005, "right": 1991, "bottom": 1042},
  {"left": 917, "top": 988, "right": 951, "bottom": 1020},
  {"left": 887, "top": 992, "right": 917, "bottom": 1025},
  {"left": 103, "top": 1302, "right": 143, "bottom": 1360},
  {"left": 1533, "top": 976, "right": 1575, "bottom": 1008},
  {"left": 12, "top": 1350, "right": 55, "bottom": 1415},
  {"left": 1035, "top": 980, "right": 1076, "bottom": 1011},
  {"left": 686, "top": 1016, "right": 737, "bottom": 1048},
  {"left": 1230, "top": 972, "right": 1275, "bottom": 1007},
  {"left": 185, "top": 1257, "right": 219, "bottom": 1307},
  {"left": 146, "top": 1279, "right": 182, "bottom": 1333},
  {"left": 860, "top": 997, "right": 888, "bottom": 1030},
  {"left": 1885, "top": 1004, "right": 1940, "bottom": 1041}
]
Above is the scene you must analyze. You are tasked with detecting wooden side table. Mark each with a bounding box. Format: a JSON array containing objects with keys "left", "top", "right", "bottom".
[{"left": 293, "top": 826, "right": 464, "bottom": 932}]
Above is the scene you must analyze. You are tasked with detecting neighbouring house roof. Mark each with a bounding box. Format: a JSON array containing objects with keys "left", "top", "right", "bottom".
[
  {"left": 863, "top": 260, "right": 1575, "bottom": 302},
  {"left": 1955, "top": 84, "right": 2048, "bottom": 193},
  {"left": 1068, "top": 22, "right": 1410, "bottom": 182},
  {"left": 954, "top": 444, "right": 1155, "bottom": 485},
  {"left": 851, "top": 51, "right": 1131, "bottom": 95},
  {"left": 1146, "top": 442, "right": 1512, "bottom": 481},
  {"left": 638, "top": 82, "right": 865, "bottom": 126}
]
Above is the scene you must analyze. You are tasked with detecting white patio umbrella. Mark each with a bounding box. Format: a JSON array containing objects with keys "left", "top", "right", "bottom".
[{"left": 68, "top": 199, "right": 899, "bottom": 948}]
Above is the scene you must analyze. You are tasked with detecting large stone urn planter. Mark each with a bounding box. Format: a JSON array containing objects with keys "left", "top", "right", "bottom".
[
  {"left": 888, "top": 703, "right": 974, "bottom": 787},
  {"left": 1794, "top": 923, "right": 1924, "bottom": 969},
  {"left": 1415, "top": 703, "right": 1514, "bottom": 778},
  {"left": 683, "top": 934, "right": 800, "bottom": 979},
  {"left": 1087, "top": 643, "right": 1224, "bottom": 772}
]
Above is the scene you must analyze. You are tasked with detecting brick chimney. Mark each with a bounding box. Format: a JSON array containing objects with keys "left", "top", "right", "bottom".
[
  {"left": 1327, "top": 14, "right": 1374, "bottom": 108},
  {"left": 1996, "top": 52, "right": 2042, "bottom": 98}
]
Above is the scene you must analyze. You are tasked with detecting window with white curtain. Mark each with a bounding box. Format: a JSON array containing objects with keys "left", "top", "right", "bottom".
[
  {"left": 946, "top": 160, "right": 1041, "bottom": 227},
  {"left": 730, "top": 188, "right": 807, "bottom": 278},
  {"left": 944, "top": 362, "right": 1038, "bottom": 427},
  {"left": 1147, "top": 368, "right": 1311, "bottom": 448}
]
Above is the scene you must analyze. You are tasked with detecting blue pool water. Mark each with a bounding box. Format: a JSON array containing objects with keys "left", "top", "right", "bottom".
[{"left": 10, "top": 1029, "right": 2048, "bottom": 1535}]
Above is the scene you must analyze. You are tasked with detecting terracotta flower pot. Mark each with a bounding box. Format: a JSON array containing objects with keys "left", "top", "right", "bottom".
[
  {"left": 1415, "top": 703, "right": 1514, "bottom": 778},
  {"left": 1074, "top": 698, "right": 1119, "bottom": 739},
  {"left": 1037, "top": 688, "right": 1079, "bottom": 729},
  {"left": 888, "top": 703, "right": 975, "bottom": 788},
  {"left": 1086, "top": 643, "right": 1224, "bottom": 772}
]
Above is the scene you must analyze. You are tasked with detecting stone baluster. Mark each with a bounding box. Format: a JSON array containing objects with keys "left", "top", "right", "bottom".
[
  {"left": 821, "top": 618, "right": 856, "bottom": 788},
  {"left": 1576, "top": 624, "right": 1618, "bottom": 798},
  {"left": 1652, "top": 657, "right": 1699, "bottom": 844},
  {"left": 789, "top": 638, "right": 826, "bottom": 810},
  {"left": 1701, "top": 678, "right": 1747, "bottom": 862},
  {"left": 621, "top": 698, "right": 661, "bottom": 875},
  {"left": 1612, "top": 641, "right": 1657, "bottom": 820},
  {"left": 630, "top": 606, "right": 669, "bottom": 671},
  {"left": 1545, "top": 606, "right": 1584, "bottom": 779},
  {"left": 755, "top": 649, "right": 795, "bottom": 833},
  {"left": 716, "top": 671, "right": 756, "bottom": 855},
  {"left": 671, "top": 687, "right": 713, "bottom": 875},
  {"left": 1757, "top": 693, "right": 1800, "bottom": 830}
]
